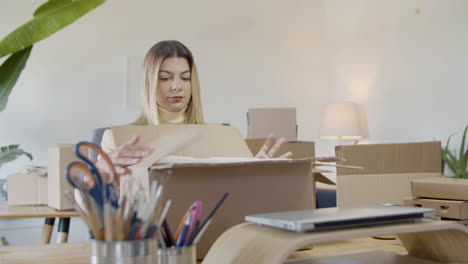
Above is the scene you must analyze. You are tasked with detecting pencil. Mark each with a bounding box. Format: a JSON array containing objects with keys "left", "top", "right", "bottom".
[
  {"left": 175, "top": 214, "right": 187, "bottom": 241},
  {"left": 187, "top": 192, "right": 229, "bottom": 245},
  {"left": 192, "top": 219, "right": 212, "bottom": 245}
]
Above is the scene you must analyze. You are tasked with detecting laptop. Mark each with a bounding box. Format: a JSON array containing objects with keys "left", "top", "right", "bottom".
[{"left": 245, "top": 205, "right": 435, "bottom": 232}]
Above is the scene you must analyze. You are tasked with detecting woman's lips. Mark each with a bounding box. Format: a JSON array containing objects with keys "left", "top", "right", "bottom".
[{"left": 169, "top": 96, "right": 183, "bottom": 103}]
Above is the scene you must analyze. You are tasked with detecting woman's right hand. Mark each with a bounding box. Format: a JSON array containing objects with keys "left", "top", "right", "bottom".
[{"left": 97, "top": 135, "right": 153, "bottom": 175}]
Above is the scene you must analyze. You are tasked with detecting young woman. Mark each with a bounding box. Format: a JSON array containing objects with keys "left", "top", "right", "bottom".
[{"left": 99, "top": 40, "right": 291, "bottom": 174}]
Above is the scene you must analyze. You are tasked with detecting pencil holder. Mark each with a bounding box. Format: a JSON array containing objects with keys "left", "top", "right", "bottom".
[
  {"left": 90, "top": 239, "right": 157, "bottom": 264},
  {"left": 157, "top": 245, "right": 197, "bottom": 264}
]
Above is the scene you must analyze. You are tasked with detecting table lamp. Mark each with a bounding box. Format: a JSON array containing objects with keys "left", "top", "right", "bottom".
[{"left": 319, "top": 102, "right": 365, "bottom": 144}]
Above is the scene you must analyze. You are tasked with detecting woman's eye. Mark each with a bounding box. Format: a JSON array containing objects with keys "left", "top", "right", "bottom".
[
  {"left": 182, "top": 77, "right": 191, "bottom": 81},
  {"left": 159, "top": 77, "right": 170, "bottom": 81}
]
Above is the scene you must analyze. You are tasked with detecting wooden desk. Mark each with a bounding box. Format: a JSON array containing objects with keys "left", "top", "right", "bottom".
[
  {"left": 0, "top": 202, "right": 79, "bottom": 244},
  {"left": 203, "top": 220, "right": 468, "bottom": 264},
  {"left": 0, "top": 237, "right": 405, "bottom": 264},
  {"left": 0, "top": 203, "right": 79, "bottom": 219}
]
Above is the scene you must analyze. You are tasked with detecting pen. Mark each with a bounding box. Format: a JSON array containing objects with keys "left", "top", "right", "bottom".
[
  {"left": 128, "top": 219, "right": 142, "bottom": 240},
  {"left": 162, "top": 219, "right": 175, "bottom": 247},
  {"left": 175, "top": 211, "right": 192, "bottom": 248},
  {"left": 175, "top": 214, "right": 188, "bottom": 241},
  {"left": 145, "top": 225, "right": 157, "bottom": 239},
  {"left": 184, "top": 201, "right": 202, "bottom": 246},
  {"left": 187, "top": 192, "right": 229, "bottom": 246}
]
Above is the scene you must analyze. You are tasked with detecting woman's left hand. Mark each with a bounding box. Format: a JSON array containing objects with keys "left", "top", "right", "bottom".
[{"left": 255, "top": 134, "right": 293, "bottom": 159}]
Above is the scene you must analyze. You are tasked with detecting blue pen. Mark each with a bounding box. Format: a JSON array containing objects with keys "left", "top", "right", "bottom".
[
  {"left": 128, "top": 220, "right": 141, "bottom": 240},
  {"left": 175, "top": 211, "right": 192, "bottom": 248},
  {"left": 145, "top": 225, "right": 158, "bottom": 239}
]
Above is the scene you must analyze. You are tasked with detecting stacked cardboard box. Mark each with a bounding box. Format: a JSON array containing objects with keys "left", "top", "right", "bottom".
[
  {"left": 335, "top": 142, "right": 442, "bottom": 207},
  {"left": 247, "top": 108, "right": 297, "bottom": 141},
  {"left": 405, "top": 177, "right": 468, "bottom": 220}
]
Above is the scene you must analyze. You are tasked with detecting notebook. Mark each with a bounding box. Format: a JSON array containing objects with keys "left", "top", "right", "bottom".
[{"left": 245, "top": 205, "right": 435, "bottom": 232}]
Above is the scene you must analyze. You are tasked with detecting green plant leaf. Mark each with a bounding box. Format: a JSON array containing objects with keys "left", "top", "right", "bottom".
[
  {"left": 446, "top": 150, "right": 458, "bottom": 164},
  {"left": 0, "top": 145, "right": 18, "bottom": 152},
  {"left": 0, "top": 0, "right": 106, "bottom": 59},
  {"left": 0, "top": 46, "right": 33, "bottom": 111},
  {"left": 460, "top": 125, "right": 468, "bottom": 167},
  {"left": 34, "top": 0, "right": 75, "bottom": 18},
  {"left": 443, "top": 149, "right": 458, "bottom": 174},
  {"left": 0, "top": 144, "right": 33, "bottom": 167}
]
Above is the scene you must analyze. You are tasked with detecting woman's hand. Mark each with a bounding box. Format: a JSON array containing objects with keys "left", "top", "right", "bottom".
[
  {"left": 255, "top": 134, "right": 293, "bottom": 159},
  {"left": 96, "top": 135, "right": 153, "bottom": 175}
]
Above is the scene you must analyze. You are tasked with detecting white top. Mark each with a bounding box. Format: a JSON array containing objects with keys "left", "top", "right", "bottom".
[{"left": 100, "top": 106, "right": 187, "bottom": 153}]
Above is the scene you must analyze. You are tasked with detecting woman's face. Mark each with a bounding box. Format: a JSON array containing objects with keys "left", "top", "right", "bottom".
[{"left": 156, "top": 57, "right": 192, "bottom": 112}]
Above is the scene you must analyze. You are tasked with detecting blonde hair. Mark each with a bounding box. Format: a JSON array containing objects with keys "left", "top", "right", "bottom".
[{"left": 132, "top": 40, "right": 204, "bottom": 125}]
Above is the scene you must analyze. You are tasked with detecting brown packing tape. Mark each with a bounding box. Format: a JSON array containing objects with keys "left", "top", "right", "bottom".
[{"left": 335, "top": 142, "right": 441, "bottom": 175}]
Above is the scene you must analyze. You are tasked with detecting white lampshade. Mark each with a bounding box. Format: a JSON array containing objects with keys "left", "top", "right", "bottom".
[{"left": 320, "top": 102, "right": 365, "bottom": 140}]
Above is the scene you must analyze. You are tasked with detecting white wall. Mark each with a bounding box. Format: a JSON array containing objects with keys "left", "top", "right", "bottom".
[{"left": 1, "top": 0, "right": 467, "bottom": 181}]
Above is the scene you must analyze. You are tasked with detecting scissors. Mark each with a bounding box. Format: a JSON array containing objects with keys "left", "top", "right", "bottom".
[
  {"left": 66, "top": 141, "right": 119, "bottom": 208},
  {"left": 66, "top": 161, "right": 104, "bottom": 208}
]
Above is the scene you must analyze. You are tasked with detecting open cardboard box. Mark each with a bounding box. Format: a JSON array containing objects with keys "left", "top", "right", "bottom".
[
  {"left": 245, "top": 138, "right": 335, "bottom": 185},
  {"left": 335, "top": 142, "right": 442, "bottom": 207},
  {"left": 112, "top": 124, "right": 316, "bottom": 258}
]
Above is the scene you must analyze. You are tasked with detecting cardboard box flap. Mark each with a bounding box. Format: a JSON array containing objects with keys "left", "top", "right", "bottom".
[
  {"left": 335, "top": 141, "right": 441, "bottom": 175},
  {"left": 245, "top": 138, "right": 315, "bottom": 159},
  {"left": 112, "top": 124, "right": 254, "bottom": 158},
  {"left": 151, "top": 156, "right": 315, "bottom": 170}
]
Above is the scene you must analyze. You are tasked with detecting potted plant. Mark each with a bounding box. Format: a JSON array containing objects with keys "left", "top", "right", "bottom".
[
  {"left": 0, "top": 0, "right": 106, "bottom": 111},
  {"left": 0, "top": 0, "right": 106, "bottom": 201},
  {"left": 442, "top": 125, "right": 468, "bottom": 178},
  {"left": 0, "top": 1, "right": 105, "bottom": 158},
  {"left": 0, "top": 145, "right": 33, "bottom": 168}
]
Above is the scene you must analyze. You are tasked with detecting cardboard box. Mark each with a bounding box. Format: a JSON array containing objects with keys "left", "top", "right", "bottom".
[
  {"left": 247, "top": 108, "right": 297, "bottom": 141},
  {"left": 48, "top": 144, "right": 82, "bottom": 210},
  {"left": 411, "top": 177, "right": 468, "bottom": 201},
  {"left": 7, "top": 167, "right": 48, "bottom": 205},
  {"left": 404, "top": 197, "right": 468, "bottom": 220},
  {"left": 335, "top": 142, "right": 442, "bottom": 207},
  {"left": 112, "top": 125, "right": 316, "bottom": 258},
  {"left": 152, "top": 157, "right": 315, "bottom": 258},
  {"left": 245, "top": 138, "right": 315, "bottom": 159},
  {"left": 245, "top": 138, "right": 334, "bottom": 185}
]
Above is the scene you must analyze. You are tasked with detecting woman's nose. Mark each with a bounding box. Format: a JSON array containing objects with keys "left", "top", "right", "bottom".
[{"left": 170, "top": 79, "right": 182, "bottom": 91}]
